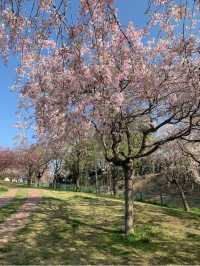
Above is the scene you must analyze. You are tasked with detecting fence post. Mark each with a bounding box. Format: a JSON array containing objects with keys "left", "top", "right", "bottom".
[
  {"left": 140, "top": 192, "right": 143, "bottom": 202},
  {"left": 160, "top": 193, "right": 164, "bottom": 205}
]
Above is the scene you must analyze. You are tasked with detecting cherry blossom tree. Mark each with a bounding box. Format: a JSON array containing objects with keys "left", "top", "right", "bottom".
[
  {"left": 16, "top": 0, "right": 200, "bottom": 234},
  {"left": 31, "top": 145, "right": 52, "bottom": 186},
  {"left": 2, "top": 0, "right": 200, "bottom": 234},
  {"left": 155, "top": 143, "right": 192, "bottom": 211},
  {"left": 0, "top": 148, "right": 16, "bottom": 173},
  {"left": 177, "top": 139, "right": 200, "bottom": 186},
  {"left": 16, "top": 144, "right": 51, "bottom": 185},
  {"left": 0, "top": 0, "right": 70, "bottom": 63},
  {"left": 16, "top": 146, "right": 39, "bottom": 185}
]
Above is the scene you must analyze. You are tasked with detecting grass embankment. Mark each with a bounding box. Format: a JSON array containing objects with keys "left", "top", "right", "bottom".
[{"left": 0, "top": 188, "right": 199, "bottom": 265}]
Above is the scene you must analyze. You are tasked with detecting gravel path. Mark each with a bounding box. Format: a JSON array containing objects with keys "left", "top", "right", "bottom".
[
  {"left": 0, "top": 189, "right": 41, "bottom": 245},
  {"left": 0, "top": 188, "right": 18, "bottom": 208}
]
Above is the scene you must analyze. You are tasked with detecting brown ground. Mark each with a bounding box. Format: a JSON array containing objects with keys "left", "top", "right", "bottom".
[
  {"left": 0, "top": 189, "right": 41, "bottom": 245},
  {"left": 0, "top": 188, "right": 18, "bottom": 208}
]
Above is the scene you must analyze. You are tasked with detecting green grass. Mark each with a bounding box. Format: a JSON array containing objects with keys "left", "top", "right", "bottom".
[
  {"left": 0, "top": 188, "right": 199, "bottom": 265},
  {"left": 0, "top": 186, "right": 8, "bottom": 195},
  {"left": 136, "top": 197, "right": 200, "bottom": 216},
  {"left": 0, "top": 189, "right": 28, "bottom": 224},
  {"left": 190, "top": 207, "right": 200, "bottom": 215}
]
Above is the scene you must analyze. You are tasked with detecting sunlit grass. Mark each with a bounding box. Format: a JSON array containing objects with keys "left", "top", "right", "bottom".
[
  {"left": 0, "top": 188, "right": 199, "bottom": 265},
  {"left": 0, "top": 186, "right": 8, "bottom": 195},
  {"left": 0, "top": 189, "right": 28, "bottom": 224}
]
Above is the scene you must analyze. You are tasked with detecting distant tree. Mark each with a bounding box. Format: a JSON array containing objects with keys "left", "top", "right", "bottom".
[
  {"left": 178, "top": 141, "right": 200, "bottom": 186},
  {"left": 32, "top": 145, "right": 51, "bottom": 186},
  {"left": 46, "top": 142, "right": 67, "bottom": 189},
  {"left": 156, "top": 143, "right": 192, "bottom": 211},
  {"left": 64, "top": 137, "right": 104, "bottom": 191},
  {"left": 0, "top": 148, "right": 16, "bottom": 174},
  {"left": 16, "top": 144, "right": 50, "bottom": 185}
]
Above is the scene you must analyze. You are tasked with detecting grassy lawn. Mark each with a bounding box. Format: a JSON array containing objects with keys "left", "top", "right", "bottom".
[
  {"left": 0, "top": 188, "right": 199, "bottom": 265},
  {"left": 0, "top": 186, "right": 8, "bottom": 195},
  {"left": 0, "top": 189, "right": 28, "bottom": 224}
]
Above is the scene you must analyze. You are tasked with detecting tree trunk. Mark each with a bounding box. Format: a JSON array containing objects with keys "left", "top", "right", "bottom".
[
  {"left": 95, "top": 166, "right": 99, "bottom": 194},
  {"left": 176, "top": 181, "right": 190, "bottom": 211},
  {"left": 27, "top": 176, "right": 31, "bottom": 186},
  {"left": 53, "top": 177, "right": 57, "bottom": 190},
  {"left": 123, "top": 160, "right": 134, "bottom": 235},
  {"left": 112, "top": 177, "right": 117, "bottom": 197},
  {"left": 75, "top": 176, "right": 80, "bottom": 191},
  {"left": 112, "top": 176, "right": 118, "bottom": 196},
  {"left": 111, "top": 166, "right": 118, "bottom": 196},
  {"left": 37, "top": 177, "right": 40, "bottom": 187},
  {"left": 27, "top": 167, "right": 32, "bottom": 186}
]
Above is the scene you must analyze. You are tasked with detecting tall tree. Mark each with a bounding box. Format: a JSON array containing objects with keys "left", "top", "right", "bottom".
[{"left": 17, "top": 0, "right": 200, "bottom": 234}]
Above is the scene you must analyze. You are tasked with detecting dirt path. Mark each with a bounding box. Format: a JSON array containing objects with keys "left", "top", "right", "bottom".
[
  {"left": 0, "top": 188, "right": 18, "bottom": 208},
  {"left": 0, "top": 189, "right": 41, "bottom": 245}
]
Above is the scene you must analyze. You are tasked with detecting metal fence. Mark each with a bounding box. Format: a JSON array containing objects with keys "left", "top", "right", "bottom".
[
  {"left": 26, "top": 182, "right": 200, "bottom": 209},
  {"left": 134, "top": 192, "right": 200, "bottom": 208}
]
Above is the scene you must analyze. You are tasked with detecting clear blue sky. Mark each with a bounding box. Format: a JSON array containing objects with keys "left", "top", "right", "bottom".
[{"left": 0, "top": 0, "right": 148, "bottom": 148}]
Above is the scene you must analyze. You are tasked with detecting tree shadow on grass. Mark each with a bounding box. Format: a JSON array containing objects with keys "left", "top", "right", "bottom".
[
  {"left": 0, "top": 195, "right": 199, "bottom": 265},
  {"left": 0, "top": 197, "right": 27, "bottom": 223},
  {"left": 68, "top": 194, "right": 123, "bottom": 207}
]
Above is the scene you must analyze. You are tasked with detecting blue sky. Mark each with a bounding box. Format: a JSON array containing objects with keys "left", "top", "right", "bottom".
[{"left": 0, "top": 0, "right": 148, "bottom": 148}]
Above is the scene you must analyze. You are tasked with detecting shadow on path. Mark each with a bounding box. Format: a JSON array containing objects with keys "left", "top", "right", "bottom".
[
  {"left": 0, "top": 189, "right": 18, "bottom": 208},
  {"left": 0, "top": 189, "right": 41, "bottom": 246}
]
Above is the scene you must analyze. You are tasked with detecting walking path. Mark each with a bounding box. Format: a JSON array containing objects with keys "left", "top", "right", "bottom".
[
  {"left": 0, "top": 188, "right": 18, "bottom": 208},
  {"left": 0, "top": 189, "right": 41, "bottom": 245}
]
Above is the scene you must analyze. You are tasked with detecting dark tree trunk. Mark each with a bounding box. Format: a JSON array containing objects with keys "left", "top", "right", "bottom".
[
  {"left": 75, "top": 176, "right": 80, "bottom": 191},
  {"left": 123, "top": 160, "right": 134, "bottom": 235},
  {"left": 108, "top": 173, "right": 111, "bottom": 194},
  {"left": 53, "top": 176, "right": 57, "bottom": 189},
  {"left": 37, "top": 177, "right": 40, "bottom": 187},
  {"left": 27, "top": 176, "right": 31, "bottom": 186},
  {"left": 95, "top": 166, "right": 99, "bottom": 194},
  {"left": 27, "top": 167, "right": 33, "bottom": 186},
  {"left": 37, "top": 172, "right": 41, "bottom": 188},
  {"left": 111, "top": 166, "right": 118, "bottom": 196},
  {"left": 112, "top": 175, "right": 118, "bottom": 196},
  {"left": 175, "top": 181, "right": 190, "bottom": 211},
  {"left": 74, "top": 153, "right": 80, "bottom": 192}
]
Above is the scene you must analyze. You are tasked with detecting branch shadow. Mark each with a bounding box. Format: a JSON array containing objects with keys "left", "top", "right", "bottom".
[{"left": 0, "top": 194, "right": 199, "bottom": 265}]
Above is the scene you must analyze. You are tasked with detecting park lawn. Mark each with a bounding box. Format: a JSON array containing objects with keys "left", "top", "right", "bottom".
[
  {"left": 0, "top": 189, "right": 28, "bottom": 224},
  {"left": 0, "top": 186, "right": 8, "bottom": 195},
  {"left": 0, "top": 189, "right": 199, "bottom": 265}
]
